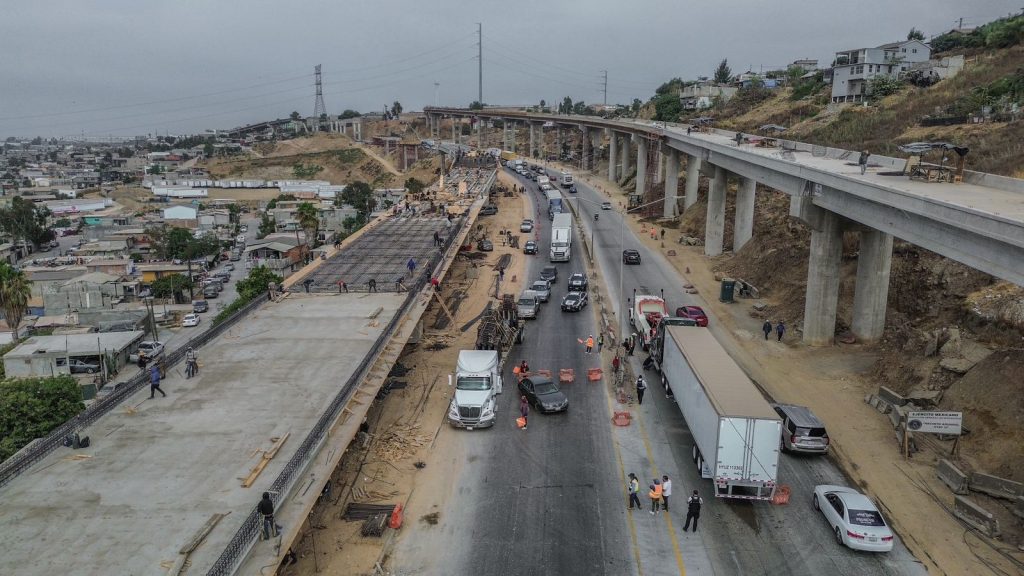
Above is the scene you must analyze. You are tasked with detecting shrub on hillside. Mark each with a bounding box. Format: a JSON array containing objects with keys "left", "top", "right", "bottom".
[{"left": 0, "top": 375, "right": 84, "bottom": 462}]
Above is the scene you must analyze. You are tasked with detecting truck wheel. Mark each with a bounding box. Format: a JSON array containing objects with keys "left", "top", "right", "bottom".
[
  {"left": 692, "top": 445, "right": 699, "bottom": 463},
  {"left": 696, "top": 454, "right": 704, "bottom": 474}
]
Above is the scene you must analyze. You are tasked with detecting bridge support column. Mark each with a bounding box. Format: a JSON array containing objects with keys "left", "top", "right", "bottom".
[
  {"left": 802, "top": 205, "right": 844, "bottom": 346},
  {"left": 607, "top": 130, "right": 618, "bottom": 181},
  {"left": 555, "top": 128, "right": 562, "bottom": 158},
  {"left": 655, "top": 150, "right": 664, "bottom": 183},
  {"left": 635, "top": 136, "right": 648, "bottom": 200},
  {"left": 733, "top": 176, "right": 756, "bottom": 251},
  {"left": 684, "top": 154, "right": 700, "bottom": 210},
  {"left": 591, "top": 129, "right": 602, "bottom": 172},
  {"left": 509, "top": 121, "right": 516, "bottom": 153},
  {"left": 663, "top": 148, "right": 679, "bottom": 219},
  {"left": 452, "top": 117, "right": 458, "bottom": 143},
  {"left": 582, "top": 126, "right": 590, "bottom": 170},
  {"left": 476, "top": 120, "right": 482, "bottom": 148},
  {"left": 705, "top": 165, "right": 726, "bottom": 256},
  {"left": 851, "top": 230, "right": 893, "bottom": 342},
  {"left": 529, "top": 123, "right": 536, "bottom": 158},
  {"left": 621, "top": 135, "right": 631, "bottom": 181}
]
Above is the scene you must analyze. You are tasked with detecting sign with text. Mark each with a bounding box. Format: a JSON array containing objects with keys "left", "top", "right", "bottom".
[{"left": 907, "top": 411, "right": 963, "bottom": 435}]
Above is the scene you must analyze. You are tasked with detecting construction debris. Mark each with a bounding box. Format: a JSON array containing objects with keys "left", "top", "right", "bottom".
[
  {"left": 361, "top": 514, "right": 389, "bottom": 537},
  {"left": 373, "top": 424, "right": 430, "bottom": 461},
  {"left": 343, "top": 503, "right": 397, "bottom": 521}
]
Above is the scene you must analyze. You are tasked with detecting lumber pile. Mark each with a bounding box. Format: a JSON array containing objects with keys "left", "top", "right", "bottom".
[{"left": 372, "top": 424, "right": 429, "bottom": 461}]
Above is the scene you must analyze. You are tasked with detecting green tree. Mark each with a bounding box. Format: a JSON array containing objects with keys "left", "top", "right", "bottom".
[
  {"left": 0, "top": 263, "right": 31, "bottom": 339},
  {"left": 631, "top": 98, "right": 643, "bottom": 114},
  {"left": 0, "top": 196, "right": 54, "bottom": 246},
  {"left": 468, "top": 101, "right": 485, "bottom": 110},
  {"left": 338, "top": 181, "right": 376, "bottom": 228},
  {"left": 292, "top": 163, "right": 323, "bottom": 179},
  {"left": 907, "top": 27, "right": 925, "bottom": 41},
  {"left": 572, "top": 101, "right": 589, "bottom": 115},
  {"left": 295, "top": 202, "right": 319, "bottom": 249},
  {"left": 235, "top": 266, "right": 283, "bottom": 301},
  {"left": 289, "top": 111, "right": 301, "bottom": 121},
  {"left": 560, "top": 96, "right": 574, "bottom": 114},
  {"left": 0, "top": 375, "right": 85, "bottom": 462},
  {"left": 203, "top": 142, "right": 215, "bottom": 157},
  {"left": 713, "top": 59, "right": 732, "bottom": 84},
  {"left": 150, "top": 273, "right": 192, "bottom": 301},
  {"left": 339, "top": 109, "right": 361, "bottom": 119},
  {"left": 54, "top": 218, "right": 72, "bottom": 228},
  {"left": 257, "top": 213, "right": 275, "bottom": 239},
  {"left": 404, "top": 177, "right": 425, "bottom": 197},
  {"left": 539, "top": 99, "right": 546, "bottom": 110},
  {"left": 392, "top": 101, "right": 403, "bottom": 115},
  {"left": 869, "top": 75, "right": 903, "bottom": 99}
]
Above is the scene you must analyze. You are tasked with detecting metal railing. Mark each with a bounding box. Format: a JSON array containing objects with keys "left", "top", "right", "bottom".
[
  {"left": 0, "top": 292, "right": 268, "bottom": 489},
  {"left": 205, "top": 176, "right": 492, "bottom": 575}
]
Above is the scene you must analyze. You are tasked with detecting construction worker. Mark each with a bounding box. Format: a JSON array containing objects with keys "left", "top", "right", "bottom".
[
  {"left": 636, "top": 375, "right": 647, "bottom": 405},
  {"left": 649, "top": 479, "right": 663, "bottom": 514},
  {"left": 519, "top": 359, "right": 530, "bottom": 375},
  {"left": 597, "top": 333, "right": 604, "bottom": 352},
  {"left": 149, "top": 364, "right": 166, "bottom": 398},
  {"left": 185, "top": 347, "right": 198, "bottom": 379},
  {"left": 627, "top": 473, "right": 642, "bottom": 510},
  {"left": 859, "top": 149, "right": 870, "bottom": 175},
  {"left": 258, "top": 492, "right": 282, "bottom": 540},
  {"left": 585, "top": 335, "right": 594, "bottom": 354}
]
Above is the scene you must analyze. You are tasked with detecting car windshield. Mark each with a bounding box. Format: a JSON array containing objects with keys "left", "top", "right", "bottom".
[
  {"left": 565, "top": 296, "right": 579, "bottom": 303},
  {"left": 457, "top": 376, "right": 490, "bottom": 391},
  {"left": 531, "top": 282, "right": 547, "bottom": 291},
  {"left": 534, "top": 382, "right": 559, "bottom": 395},
  {"left": 518, "top": 298, "right": 534, "bottom": 306},
  {"left": 848, "top": 509, "right": 886, "bottom": 527}
]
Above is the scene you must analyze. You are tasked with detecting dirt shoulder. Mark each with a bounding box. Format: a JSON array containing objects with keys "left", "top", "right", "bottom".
[{"left": 566, "top": 168, "right": 1022, "bottom": 576}]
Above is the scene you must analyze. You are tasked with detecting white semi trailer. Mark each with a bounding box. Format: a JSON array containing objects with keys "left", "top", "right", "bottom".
[
  {"left": 660, "top": 325, "right": 781, "bottom": 500},
  {"left": 550, "top": 212, "right": 572, "bottom": 262}
]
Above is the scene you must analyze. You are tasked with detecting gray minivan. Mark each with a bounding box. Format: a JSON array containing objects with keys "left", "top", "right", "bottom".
[
  {"left": 516, "top": 290, "right": 540, "bottom": 319},
  {"left": 773, "top": 404, "right": 830, "bottom": 454}
]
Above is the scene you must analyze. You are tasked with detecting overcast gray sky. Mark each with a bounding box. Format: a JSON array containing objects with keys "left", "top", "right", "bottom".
[{"left": 0, "top": 0, "right": 1018, "bottom": 138}]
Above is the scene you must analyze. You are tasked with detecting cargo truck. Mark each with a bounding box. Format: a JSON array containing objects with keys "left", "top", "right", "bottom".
[
  {"left": 629, "top": 290, "right": 667, "bottom": 350},
  {"left": 545, "top": 189, "right": 563, "bottom": 220},
  {"left": 549, "top": 212, "right": 572, "bottom": 262},
  {"left": 659, "top": 326, "right": 781, "bottom": 499},
  {"left": 448, "top": 350, "right": 503, "bottom": 429}
]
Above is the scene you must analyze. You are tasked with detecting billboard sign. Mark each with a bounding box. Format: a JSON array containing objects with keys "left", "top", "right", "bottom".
[{"left": 906, "top": 411, "right": 963, "bottom": 435}]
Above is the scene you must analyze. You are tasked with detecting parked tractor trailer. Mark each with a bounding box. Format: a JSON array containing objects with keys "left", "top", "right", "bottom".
[{"left": 659, "top": 325, "right": 781, "bottom": 499}]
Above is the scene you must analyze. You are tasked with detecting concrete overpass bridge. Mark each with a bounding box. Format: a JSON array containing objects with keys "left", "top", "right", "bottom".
[{"left": 425, "top": 107, "right": 1024, "bottom": 345}]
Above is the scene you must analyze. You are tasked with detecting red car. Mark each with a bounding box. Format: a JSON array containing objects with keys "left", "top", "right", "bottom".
[{"left": 675, "top": 305, "right": 708, "bottom": 327}]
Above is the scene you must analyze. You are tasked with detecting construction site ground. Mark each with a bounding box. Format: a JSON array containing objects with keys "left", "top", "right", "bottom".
[
  {"left": 278, "top": 169, "right": 529, "bottom": 575},
  {"left": 563, "top": 164, "right": 1023, "bottom": 576}
]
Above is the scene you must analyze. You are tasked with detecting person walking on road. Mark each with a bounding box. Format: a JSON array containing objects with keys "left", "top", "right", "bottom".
[
  {"left": 597, "top": 333, "right": 604, "bottom": 352},
  {"left": 662, "top": 475, "right": 673, "bottom": 511},
  {"left": 628, "top": 473, "right": 642, "bottom": 510},
  {"left": 149, "top": 364, "right": 166, "bottom": 398},
  {"left": 684, "top": 490, "right": 703, "bottom": 532},
  {"left": 259, "top": 492, "right": 282, "bottom": 540},
  {"left": 649, "top": 479, "right": 663, "bottom": 514},
  {"left": 762, "top": 320, "right": 772, "bottom": 340},
  {"left": 776, "top": 320, "right": 786, "bottom": 342},
  {"left": 519, "top": 395, "right": 530, "bottom": 430},
  {"left": 185, "top": 347, "right": 198, "bottom": 379},
  {"left": 585, "top": 335, "right": 594, "bottom": 354},
  {"left": 636, "top": 375, "right": 647, "bottom": 405},
  {"left": 406, "top": 258, "right": 416, "bottom": 277},
  {"left": 859, "top": 149, "right": 870, "bottom": 175},
  {"left": 735, "top": 132, "right": 744, "bottom": 147},
  {"left": 368, "top": 278, "right": 377, "bottom": 292}
]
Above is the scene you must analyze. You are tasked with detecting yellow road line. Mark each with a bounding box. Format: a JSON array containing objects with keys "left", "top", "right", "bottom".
[
  {"left": 635, "top": 408, "right": 688, "bottom": 575},
  {"left": 603, "top": 374, "right": 645, "bottom": 576}
]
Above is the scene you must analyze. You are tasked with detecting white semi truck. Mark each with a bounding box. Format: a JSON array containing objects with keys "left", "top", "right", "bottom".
[
  {"left": 448, "top": 350, "right": 503, "bottom": 430},
  {"left": 550, "top": 212, "right": 572, "bottom": 262},
  {"left": 660, "top": 325, "right": 781, "bottom": 500}
]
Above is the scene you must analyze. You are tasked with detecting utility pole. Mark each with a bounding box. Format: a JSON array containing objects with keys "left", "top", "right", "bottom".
[
  {"left": 477, "top": 23, "right": 483, "bottom": 105},
  {"left": 434, "top": 81, "right": 440, "bottom": 107},
  {"left": 601, "top": 70, "right": 608, "bottom": 106}
]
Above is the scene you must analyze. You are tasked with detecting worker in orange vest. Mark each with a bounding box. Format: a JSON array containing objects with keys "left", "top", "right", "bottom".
[
  {"left": 649, "top": 478, "right": 663, "bottom": 515},
  {"left": 585, "top": 335, "right": 595, "bottom": 355}
]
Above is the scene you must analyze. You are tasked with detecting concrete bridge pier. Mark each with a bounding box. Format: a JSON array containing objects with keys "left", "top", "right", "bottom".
[
  {"left": 734, "top": 177, "right": 756, "bottom": 251},
  {"left": 621, "top": 134, "right": 631, "bottom": 181},
  {"left": 607, "top": 129, "right": 618, "bottom": 181},
  {"left": 529, "top": 123, "right": 537, "bottom": 158},
  {"left": 796, "top": 199, "right": 844, "bottom": 346},
  {"left": 591, "top": 129, "right": 602, "bottom": 172},
  {"left": 476, "top": 120, "right": 482, "bottom": 148},
  {"left": 851, "top": 230, "right": 894, "bottom": 342},
  {"left": 684, "top": 153, "right": 700, "bottom": 210},
  {"left": 555, "top": 128, "right": 562, "bottom": 158},
  {"left": 635, "top": 136, "right": 648, "bottom": 201},
  {"left": 452, "top": 117, "right": 458, "bottom": 143},
  {"left": 705, "top": 164, "right": 727, "bottom": 256},
  {"left": 582, "top": 126, "right": 590, "bottom": 170},
  {"left": 655, "top": 150, "right": 664, "bottom": 183},
  {"left": 663, "top": 148, "right": 679, "bottom": 219}
]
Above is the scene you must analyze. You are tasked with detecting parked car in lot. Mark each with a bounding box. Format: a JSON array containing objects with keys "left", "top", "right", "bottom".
[
  {"left": 223, "top": 263, "right": 235, "bottom": 271},
  {"left": 813, "top": 485, "right": 894, "bottom": 552},
  {"left": 530, "top": 280, "right": 551, "bottom": 302},
  {"left": 560, "top": 291, "right": 589, "bottom": 312},
  {"left": 568, "top": 272, "right": 588, "bottom": 291},
  {"left": 518, "top": 375, "right": 569, "bottom": 413},
  {"left": 540, "top": 265, "right": 558, "bottom": 282},
  {"left": 69, "top": 359, "right": 100, "bottom": 374},
  {"left": 477, "top": 239, "right": 494, "bottom": 252},
  {"left": 622, "top": 249, "right": 642, "bottom": 264},
  {"left": 601, "top": 201, "right": 612, "bottom": 210},
  {"left": 773, "top": 404, "right": 830, "bottom": 454},
  {"left": 523, "top": 240, "right": 538, "bottom": 255},
  {"left": 520, "top": 219, "right": 534, "bottom": 233},
  {"left": 203, "top": 285, "right": 219, "bottom": 298},
  {"left": 675, "top": 305, "right": 709, "bottom": 327},
  {"left": 193, "top": 300, "right": 209, "bottom": 313},
  {"left": 182, "top": 313, "right": 201, "bottom": 327}
]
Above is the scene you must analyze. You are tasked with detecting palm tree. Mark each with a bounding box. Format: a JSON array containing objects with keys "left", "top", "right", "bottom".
[
  {"left": 0, "top": 263, "right": 31, "bottom": 339},
  {"left": 295, "top": 202, "right": 320, "bottom": 256}
]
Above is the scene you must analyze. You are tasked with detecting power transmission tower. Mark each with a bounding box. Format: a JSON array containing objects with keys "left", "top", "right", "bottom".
[
  {"left": 477, "top": 23, "right": 483, "bottom": 105},
  {"left": 313, "top": 64, "right": 326, "bottom": 119},
  {"left": 602, "top": 70, "right": 608, "bottom": 106}
]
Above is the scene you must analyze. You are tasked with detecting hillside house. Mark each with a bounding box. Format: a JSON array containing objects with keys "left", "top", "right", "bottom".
[
  {"left": 680, "top": 83, "right": 738, "bottom": 110},
  {"left": 831, "top": 39, "right": 931, "bottom": 103}
]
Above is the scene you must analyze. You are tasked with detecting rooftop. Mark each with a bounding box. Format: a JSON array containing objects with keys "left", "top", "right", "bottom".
[{"left": 5, "top": 330, "right": 144, "bottom": 358}]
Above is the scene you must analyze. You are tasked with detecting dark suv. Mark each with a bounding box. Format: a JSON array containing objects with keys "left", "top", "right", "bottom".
[
  {"left": 622, "top": 249, "right": 642, "bottom": 264},
  {"left": 773, "top": 404, "right": 830, "bottom": 454},
  {"left": 568, "top": 272, "right": 588, "bottom": 291}
]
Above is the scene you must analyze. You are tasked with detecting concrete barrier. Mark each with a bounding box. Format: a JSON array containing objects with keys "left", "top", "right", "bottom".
[
  {"left": 888, "top": 404, "right": 904, "bottom": 429},
  {"left": 937, "top": 459, "right": 970, "bottom": 495},
  {"left": 953, "top": 496, "right": 1001, "bottom": 538},
  {"left": 1014, "top": 497, "right": 1024, "bottom": 521},
  {"left": 866, "top": 394, "right": 892, "bottom": 414},
  {"left": 878, "top": 386, "right": 907, "bottom": 407},
  {"left": 969, "top": 472, "right": 1024, "bottom": 501}
]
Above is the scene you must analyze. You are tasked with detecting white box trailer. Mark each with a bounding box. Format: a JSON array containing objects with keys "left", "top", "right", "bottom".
[
  {"left": 550, "top": 212, "right": 572, "bottom": 262},
  {"left": 661, "top": 325, "right": 781, "bottom": 500}
]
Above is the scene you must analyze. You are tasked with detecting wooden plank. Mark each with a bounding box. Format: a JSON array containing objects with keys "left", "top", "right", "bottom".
[
  {"left": 179, "top": 513, "right": 227, "bottom": 554},
  {"left": 241, "top": 433, "right": 290, "bottom": 488}
]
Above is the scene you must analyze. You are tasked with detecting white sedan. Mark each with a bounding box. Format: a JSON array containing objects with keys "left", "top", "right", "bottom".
[
  {"left": 813, "top": 485, "right": 894, "bottom": 552},
  {"left": 182, "top": 313, "right": 201, "bottom": 327}
]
